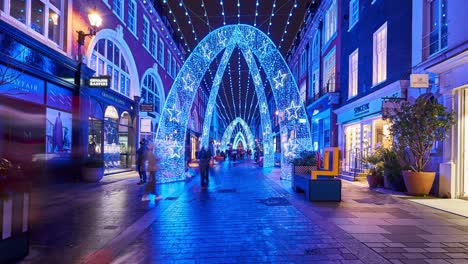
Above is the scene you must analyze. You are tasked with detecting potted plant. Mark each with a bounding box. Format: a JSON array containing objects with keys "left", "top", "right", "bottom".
[
  {"left": 377, "top": 147, "right": 405, "bottom": 191},
  {"left": 361, "top": 151, "right": 383, "bottom": 188},
  {"left": 388, "top": 95, "right": 455, "bottom": 196},
  {"left": 290, "top": 150, "right": 318, "bottom": 176},
  {"left": 82, "top": 158, "right": 105, "bottom": 182}
]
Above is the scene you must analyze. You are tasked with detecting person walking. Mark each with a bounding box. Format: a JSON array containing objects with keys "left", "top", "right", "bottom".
[
  {"left": 136, "top": 139, "right": 148, "bottom": 185},
  {"left": 198, "top": 146, "right": 212, "bottom": 188},
  {"left": 142, "top": 143, "right": 162, "bottom": 201}
]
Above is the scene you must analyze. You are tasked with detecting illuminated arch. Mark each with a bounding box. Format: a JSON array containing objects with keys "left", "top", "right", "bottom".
[
  {"left": 233, "top": 132, "right": 247, "bottom": 150},
  {"left": 220, "top": 117, "right": 254, "bottom": 152},
  {"left": 86, "top": 27, "right": 140, "bottom": 98},
  {"left": 156, "top": 24, "right": 312, "bottom": 182}
]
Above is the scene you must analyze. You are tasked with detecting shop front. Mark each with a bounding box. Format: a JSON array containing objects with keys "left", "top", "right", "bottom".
[
  {"left": 335, "top": 81, "right": 406, "bottom": 174},
  {"left": 85, "top": 88, "right": 137, "bottom": 174}
]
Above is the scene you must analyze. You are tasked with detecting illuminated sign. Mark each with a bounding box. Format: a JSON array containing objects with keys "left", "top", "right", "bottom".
[
  {"left": 140, "top": 104, "right": 154, "bottom": 112},
  {"left": 88, "top": 76, "right": 111, "bottom": 88},
  {"left": 410, "top": 74, "right": 429, "bottom": 88},
  {"left": 354, "top": 103, "right": 370, "bottom": 116}
]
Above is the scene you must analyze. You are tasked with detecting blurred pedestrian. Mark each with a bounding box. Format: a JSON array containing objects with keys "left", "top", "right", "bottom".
[
  {"left": 142, "top": 142, "right": 162, "bottom": 201},
  {"left": 136, "top": 139, "right": 148, "bottom": 185},
  {"left": 197, "top": 146, "right": 212, "bottom": 188}
]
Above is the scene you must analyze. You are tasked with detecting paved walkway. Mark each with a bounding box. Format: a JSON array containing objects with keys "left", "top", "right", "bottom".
[{"left": 21, "top": 161, "right": 468, "bottom": 264}]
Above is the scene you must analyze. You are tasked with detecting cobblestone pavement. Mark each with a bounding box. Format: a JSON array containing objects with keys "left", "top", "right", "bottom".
[{"left": 21, "top": 162, "right": 468, "bottom": 264}]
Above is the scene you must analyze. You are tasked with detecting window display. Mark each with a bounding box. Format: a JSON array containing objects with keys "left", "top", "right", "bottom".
[{"left": 45, "top": 108, "right": 72, "bottom": 157}]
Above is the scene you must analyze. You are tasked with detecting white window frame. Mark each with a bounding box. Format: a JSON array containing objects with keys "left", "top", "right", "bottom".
[
  {"left": 142, "top": 15, "right": 150, "bottom": 50},
  {"left": 167, "top": 51, "right": 172, "bottom": 77},
  {"left": 172, "top": 57, "right": 176, "bottom": 77},
  {"left": 348, "top": 49, "right": 359, "bottom": 99},
  {"left": 372, "top": 22, "right": 387, "bottom": 86},
  {"left": 323, "top": 48, "right": 336, "bottom": 92},
  {"left": 127, "top": 0, "right": 137, "bottom": 36},
  {"left": 158, "top": 39, "right": 165, "bottom": 68},
  {"left": 324, "top": 0, "right": 337, "bottom": 44},
  {"left": 349, "top": 0, "right": 359, "bottom": 30},
  {"left": 113, "top": 0, "right": 124, "bottom": 20},
  {"left": 151, "top": 28, "right": 157, "bottom": 59},
  {"left": 429, "top": 0, "right": 448, "bottom": 55},
  {"left": 300, "top": 51, "right": 307, "bottom": 76},
  {"left": 2, "top": 0, "right": 64, "bottom": 47},
  {"left": 141, "top": 73, "right": 162, "bottom": 113}
]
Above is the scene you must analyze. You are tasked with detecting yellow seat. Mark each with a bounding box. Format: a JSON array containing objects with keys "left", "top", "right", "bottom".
[{"left": 311, "top": 147, "right": 339, "bottom": 180}]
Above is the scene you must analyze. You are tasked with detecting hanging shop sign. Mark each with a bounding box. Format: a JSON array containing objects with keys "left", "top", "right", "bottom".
[
  {"left": 88, "top": 76, "right": 111, "bottom": 88},
  {"left": 140, "top": 104, "right": 154, "bottom": 112},
  {"left": 140, "top": 118, "right": 152, "bottom": 133},
  {"left": 410, "top": 74, "right": 429, "bottom": 88}
]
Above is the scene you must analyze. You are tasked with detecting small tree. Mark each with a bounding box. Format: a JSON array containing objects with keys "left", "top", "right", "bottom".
[{"left": 388, "top": 95, "right": 455, "bottom": 172}]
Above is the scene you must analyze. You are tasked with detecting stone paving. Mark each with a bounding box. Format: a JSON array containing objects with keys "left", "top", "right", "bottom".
[{"left": 20, "top": 161, "right": 468, "bottom": 264}]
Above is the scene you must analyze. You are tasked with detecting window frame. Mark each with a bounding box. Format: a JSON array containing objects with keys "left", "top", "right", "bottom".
[
  {"left": 127, "top": 0, "right": 137, "bottom": 36},
  {"left": 372, "top": 22, "right": 387, "bottom": 86},
  {"left": 158, "top": 38, "right": 165, "bottom": 68},
  {"left": 141, "top": 73, "right": 161, "bottom": 113},
  {"left": 324, "top": 0, "right": 337, "bottom": 45},
  {"left": 323, "top": 48, "right": 336, "bottom": 93},
  {"left": 428, "top": 0, "right": 448, "bottom": 56},
  {"left": 348, "top": 48, "right": 359, "bottom": 99},
  {"left": 151, "top": 28, "right": 158, "bottom": 59},
  {"left": 142, "top": 15, "right": 150, "bottom": 50},
  {"left": 349, "top": 0, "right": 359, "bottom": 30},
  {"left": 113, "top": 0, "right": 124, "bottom": 20}
]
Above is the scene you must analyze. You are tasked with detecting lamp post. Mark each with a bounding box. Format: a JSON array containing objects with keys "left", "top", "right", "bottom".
[{"left": 72, "top": 8, "right": 102, "bottom": 181}]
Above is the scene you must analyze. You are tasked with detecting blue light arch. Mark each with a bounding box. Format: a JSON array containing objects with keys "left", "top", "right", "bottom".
[
  {"left": 156, "top": 24, "right": 312, "bottom": 182},
  {"left": 219, "top": 117, "right": 254, "bottom": 152}
]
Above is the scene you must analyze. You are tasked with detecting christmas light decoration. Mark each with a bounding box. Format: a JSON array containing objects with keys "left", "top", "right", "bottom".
[
  {"left": 156, "top": 24, "right": 312, "bottom": 182},
  {"left": 233, "top": 131, "right": 248, "bottom": 150},
  {"left": 220, "top": 117, "right": 254, "bottom": 152}
]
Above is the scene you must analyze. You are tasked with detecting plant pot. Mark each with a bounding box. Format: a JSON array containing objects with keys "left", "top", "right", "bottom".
[
  {"left": 366, "top": 174, "right": 379, "bottom": 188},
  {"left": 82, "top": 167, "right": 104, "bottom": 182},
  {"left": 402, "top": 171, "right": 435, "bottom": 196}
]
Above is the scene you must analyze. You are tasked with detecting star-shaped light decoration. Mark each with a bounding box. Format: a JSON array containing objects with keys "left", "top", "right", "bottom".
[
  {"left": 168, "top": 141, "right": 183, "bottom": 159},
  {"left": 285, "top": 100, "right": 301, "bottom": 120},
  {"left": 201, "top": 42, "right": 212, "bottom": 60},
  {"left": 218, "top": 30, "right": 227, "bottom": 47},
  {"left": 273, "top": 70, "right": 288, "bottom": 89},
  {"left": 182, "top": 73, "right": 196, "bottom": 92},
  {"left": 253, "top": 73, "right": 261, "bottom": 86},
  {"left": 261, "top": 103, "right": 268, "bottom": 114},
  {"left": 284, "top": 138, "right": 298, "bottom": 158},
  {"left": 167, "top": 105, "right": 181, "bottom": 123}
]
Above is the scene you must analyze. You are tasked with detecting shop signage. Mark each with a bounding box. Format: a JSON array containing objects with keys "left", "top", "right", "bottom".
[
  {"left": 354, "top": 103, "right": 370, "bottom": 116},
  {"left": 140, "top": 104, "right": 154, "bottom": 112},
  {"left": 88, "top": 76, "right": 111, "bottom": 88},
  {"left": 140, "top": 118, "right": 152, "bottom": 133},
  {"left": 410, "top": 74, "right": 429, "bottom": 88},
  {"left": 0, "top": 65, "right": 45, "bottom": 104}
]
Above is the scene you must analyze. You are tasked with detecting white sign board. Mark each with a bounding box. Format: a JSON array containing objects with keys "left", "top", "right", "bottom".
[
  {"left": 410, "top": 74, "right": 429, "bottom": 88},
  {"left": 140, "top": 118, "right": 152, "bottom": 133}
]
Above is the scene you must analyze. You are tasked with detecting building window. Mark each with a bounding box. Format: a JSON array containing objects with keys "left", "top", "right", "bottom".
[
  {"left": 373, "top": 22, "right": 387, "bottom": 85},
  {"left": 300, "top": 51, "right": 307, "bottom": 76},
  {"left": 90, "top": 39, "right": 131, "bottom": 97},
  {"left": 312, "top": 70, "right": 319, "bottom": 97},
  {"left": 141, "top": 73, "right": 161, "bottom": 113},
  {"left": 128, "top": 0, "right": 137, "bottom": 35},
  {"left": 167, "top": 51, "right": 172, "bottom": 77},
  {"left": 324, "top": 0, "right": 337, "bottom": 44},
  {"left": 292, "top": 62, "right": 298, "bottom": 81},
  {"left": 348, "top": 49, "right": 358, "bottom": 98},
  {"left": 113, "top": 0, "right": 123, "bottom": 19},
  {"left": 172, "top": 57, "right": 176, "bottom": 77},
  {"left": 429, "top": 0, "right": 448, "bottom": 55},
  {"left": 349, "top": 0, "right": 359, "bottom": 29},
  {"left": 6, "top": 0, "right": 63, "bottom": 45},
  {"left": 158, "top": 39, "right": 164, "bottom": 67},
  {"left": 323, "top": 48, "right": 336, "bottom": 92},
  {"left": 151, "top": 28, "right": 157, "bottom": 58},
  {"left": 142, "top": 16, "right": 149, "bottom": 50}
]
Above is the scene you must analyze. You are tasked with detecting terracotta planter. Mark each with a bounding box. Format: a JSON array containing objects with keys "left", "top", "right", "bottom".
[
  {"left": 402, "top": 171, "right": 435, "bottom": 196},
  {"left": 366, "top": 174, "right": 379, "bottom": 188},
  {"left": 82, "top": 167, "right": 104, "bottom": 182}
]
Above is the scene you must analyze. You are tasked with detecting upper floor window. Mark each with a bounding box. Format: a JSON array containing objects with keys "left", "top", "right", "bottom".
[
  {"left": 429, "top": 0, "right": 448, "bottom": 55},
  {"left": 172, "top": 57, "right": 177, "bottom": 77},
  {"left": 348, "top": 49, "right": 358, "bottom": 98},
  {"left": 151, "top": 28, "right": 157, "bottom": 58},
  {"left": 113, "top": 0, "right": 124, "bottom": 20},
  {"left": 323, "top": 48, "right": 336, "bottom": 92},
  {"left": 158, "top": 39, "right": 164, "bottom": 67},
  {"left": 292, "top": 62, "right": 299, "bottom": 81},
  {"left": 141, "top": 73, "right": 161, "bottom": 113},
  {"left": 324, "top": 0, "right": 337, "bottom": 44},
  {"left": 311, "top": 70, "right": 319, "bottom": 97},
  {"left": 4, "top": 0, "right": 63, "bottom": 46},
  {"left": 373, "top": 22, "right": 387, "bottom": 85},
  {"left": 167, "top": 51, "right": 172, "bottom": 77},
  {"left": 300, "top": 51, "right": 307, "bottom": 76},
  {"left": 142, "top": 16, "right": 149, "bottom": 50},
  {"left": 89, "top": 39, "right": 130, "bottom": 97},
  {"left": 128, "top": 0, "right": 137, "bottom": 35},
  {"left": 349, "top": 0, "right": 359, "bottom": 29}
]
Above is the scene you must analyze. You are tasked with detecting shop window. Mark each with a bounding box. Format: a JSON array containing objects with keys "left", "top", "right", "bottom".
[
  {"left": 88, "top": 118, "right": 102, "bottom": 159},
  {"left": 45, "top": 108, "right": 72, "bottom": 156},
  {"left": 429, "top": 0, "right": 448, "bottom": 55}
]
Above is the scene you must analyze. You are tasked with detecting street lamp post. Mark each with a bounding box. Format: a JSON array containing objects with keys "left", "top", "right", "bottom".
[{"left": 72, "top": 8, "right": 102, "bottom": 181}]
